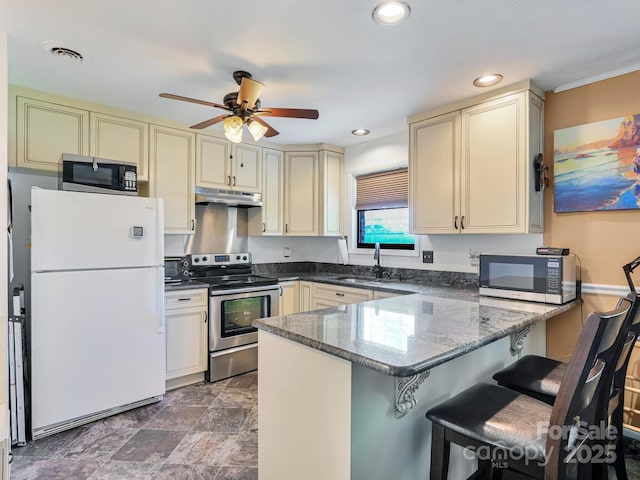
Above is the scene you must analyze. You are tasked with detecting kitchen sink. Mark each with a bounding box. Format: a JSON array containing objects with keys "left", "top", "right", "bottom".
[{"left": 334, "top": 276, "right": 381, "bottom": 283}]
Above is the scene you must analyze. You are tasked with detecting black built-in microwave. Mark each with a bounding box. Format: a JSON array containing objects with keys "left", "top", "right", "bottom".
[{"left": 59, "top": 153, "right": 137, "bottom": 195}]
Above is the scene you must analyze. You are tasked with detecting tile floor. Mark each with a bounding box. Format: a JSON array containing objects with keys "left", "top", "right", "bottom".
[
  {"left": 9, "top": 369, "right": 640, "bottom": 479},
  {"left": 10, "top": 372, "right": 258, "bottom": 480}
]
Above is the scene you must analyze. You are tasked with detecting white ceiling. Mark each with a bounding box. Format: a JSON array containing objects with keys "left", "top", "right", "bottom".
[{"left": 2, "top": 0, "right": 640, "bottom": 147}]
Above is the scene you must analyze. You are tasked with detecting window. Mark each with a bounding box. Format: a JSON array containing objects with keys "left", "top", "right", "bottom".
[{"left": 355, "top": 168, "right": 415, "bottom": 250}]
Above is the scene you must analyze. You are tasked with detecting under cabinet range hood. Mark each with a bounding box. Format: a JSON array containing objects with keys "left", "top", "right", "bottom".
[{"left": 195, "top": 186, "right": 262, "bottom": 207}]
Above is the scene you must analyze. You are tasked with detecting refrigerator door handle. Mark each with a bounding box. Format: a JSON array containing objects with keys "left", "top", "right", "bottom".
[{"left": 157, "top": 268, "right": 165, "bottom": 334}]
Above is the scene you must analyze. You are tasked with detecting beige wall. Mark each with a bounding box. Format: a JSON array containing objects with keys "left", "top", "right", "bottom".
[
  {"left": 543, "top": 70, "right": 640, "bottom": 429},
  {"left": 545, "top": 70, "right": 640, "bottom": 361}
]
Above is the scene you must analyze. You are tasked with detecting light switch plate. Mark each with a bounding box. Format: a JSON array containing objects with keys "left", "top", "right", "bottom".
[{"left": 422, "top": 250, "right": 434, "bottom": 263}]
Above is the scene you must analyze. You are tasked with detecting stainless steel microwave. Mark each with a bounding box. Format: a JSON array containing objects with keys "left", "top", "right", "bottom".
[
  {"left": 59, "top": 153, "right": 137, "bottom": 195},
  {"left": 479, "top": 254, "right": 577, "bottom": 304}
]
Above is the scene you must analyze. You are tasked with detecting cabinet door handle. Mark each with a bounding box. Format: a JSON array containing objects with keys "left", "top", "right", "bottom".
[
  {"left": 178, "top": 297, "right": 192, "bottom": 301},
  {"left": 461, "top": 215, "right": 465, "bottom": 229},
  {"left": 454, "top": 216, "right": 458, "bottom": 229},
  {"left": 232, "top": 176, "right": 236, "bottom": 186},
  {"left": 335, "top": 292, "right": 345, "bottom": 297},
  {"left": 285, "top": 224, "right": 288, "bottom": 234},
  {"left": 279, "top": 285, "right": 283, "bottom": 297},
  {"left": 262, "top": 222, "right": 266, "bottom": 233},
  {"left": 204, "top": 311, "right": 208, "bottom": 323},
  {"left": 191, "top": 219, "right": 195, "bottom": 231},
  {"left": 227, "top": 175, "right": 231, "bottom": 186}
]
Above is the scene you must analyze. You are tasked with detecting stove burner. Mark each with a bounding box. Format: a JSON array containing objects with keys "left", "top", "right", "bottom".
[{"left": 186, "top": 252, "right": 277, "bottom": 290}]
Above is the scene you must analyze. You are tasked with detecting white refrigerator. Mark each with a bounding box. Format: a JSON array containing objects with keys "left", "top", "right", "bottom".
[{"left": 30, "top": 188, "right": 166, "bottom": 439}]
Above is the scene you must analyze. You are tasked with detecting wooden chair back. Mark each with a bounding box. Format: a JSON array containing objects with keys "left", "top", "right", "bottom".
[{"left": 544, "top": 297, "right": 632, "bottom": 479}]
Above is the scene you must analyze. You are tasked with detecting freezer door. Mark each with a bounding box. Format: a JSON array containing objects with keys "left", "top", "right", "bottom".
[
  {"left": 31, "top": 267, "right": 165, "bottom": 433},
  {"left": 31, "top": 188, "right": 164, "bottom": 271}
]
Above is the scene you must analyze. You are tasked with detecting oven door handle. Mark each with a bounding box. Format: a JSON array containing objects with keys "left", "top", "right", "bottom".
[{"left": 209, "top": 285, "right": 280, "bottom": 296}]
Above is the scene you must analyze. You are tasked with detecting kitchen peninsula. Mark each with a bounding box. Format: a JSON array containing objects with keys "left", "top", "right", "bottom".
[{"left": 254, "top": 288, "right": 576, "bottom": 480}]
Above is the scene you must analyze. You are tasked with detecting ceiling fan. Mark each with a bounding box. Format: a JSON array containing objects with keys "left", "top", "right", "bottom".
[{"left": 159, "top": 70, "right": 319, "bottom": 143}]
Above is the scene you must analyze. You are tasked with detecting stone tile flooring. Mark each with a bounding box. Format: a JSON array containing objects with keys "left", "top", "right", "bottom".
[
  {"left": 10, "top": 372, "right": 258, "bottom": 480},
  {"left": 9, "top": 369, "right": 640, "bottom": 479}
]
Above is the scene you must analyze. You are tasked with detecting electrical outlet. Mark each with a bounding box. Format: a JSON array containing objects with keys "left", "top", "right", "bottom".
[
  {"left": 422, "top": 250, "right": 434, "bottom": 263},
  {"left": 283, "top": 247, "right": 291, "bottom": 258}
]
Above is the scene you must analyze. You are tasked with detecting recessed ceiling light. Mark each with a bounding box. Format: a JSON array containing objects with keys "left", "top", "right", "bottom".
[
  {"left": 473, "top": 74, "right": 503, "bottom": 87},
  {"left": 372, "top": 2, "right": 411, "bottom": 25},
  {"left": 352, "top": 129, "right": 370, "bottom": 136},
  {"left": 41, "top": 41, "right": 87, "bottom": 63}
]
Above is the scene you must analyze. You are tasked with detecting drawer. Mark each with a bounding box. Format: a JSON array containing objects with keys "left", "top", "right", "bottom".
[
  {"left": 313, "top": 284, "right": 372, "bottom": 304},
  {"left": 165, "top": 288, "right": 208, "bottom": 309}
]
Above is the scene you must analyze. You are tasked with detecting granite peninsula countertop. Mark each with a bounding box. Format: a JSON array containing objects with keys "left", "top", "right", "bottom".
[{"left": 254, "top": 291, "right": 577, "bottom": 377}]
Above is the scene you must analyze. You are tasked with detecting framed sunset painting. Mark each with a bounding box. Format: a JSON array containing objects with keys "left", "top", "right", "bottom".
[{"left": 554, "top": 114, "right": 640, "bottom": 212}]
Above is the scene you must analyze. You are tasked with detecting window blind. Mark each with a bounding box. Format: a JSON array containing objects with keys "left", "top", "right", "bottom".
[{"left": 355, "top": 168, "right": 408, "bottom": 210}]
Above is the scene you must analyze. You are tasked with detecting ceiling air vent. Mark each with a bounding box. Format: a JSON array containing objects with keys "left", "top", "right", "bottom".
[{"left": 41, "top": 41, "right": 86, "bottom": 63}]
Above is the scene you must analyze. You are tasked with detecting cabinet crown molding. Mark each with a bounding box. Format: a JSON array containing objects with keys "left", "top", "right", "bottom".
[{"left": 407, "top": 80, "right": 544, "bottom": 125}]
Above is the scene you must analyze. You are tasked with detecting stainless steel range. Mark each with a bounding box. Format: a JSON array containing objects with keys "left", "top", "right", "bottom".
[{"left": 187, "top": 252, "right": 279, "bottom": 382}]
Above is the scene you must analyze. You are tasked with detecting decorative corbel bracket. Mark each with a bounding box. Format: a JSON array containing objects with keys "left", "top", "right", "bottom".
[
  {"left": 510, "top": 325, "right": 535, "bottom": 356},
  {"left": 394, "top": 370, "right": 430, "bottom": 418}
]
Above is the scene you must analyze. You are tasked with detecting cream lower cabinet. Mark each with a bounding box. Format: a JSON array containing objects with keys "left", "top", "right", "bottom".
[
  {"left": 372, "top": 290, "right": 402, "bottom": 300},
  {"left": 279, "top": 281, "right": 300, "bottom": 315},
  {"left": 165, "top": 288, "right": 209, "bottom": 383},
  {"left": 299, "top": 281, "right": 313, "bottom": 312},
  {"left": 248, "top": 148, "right": 284, "bottom": 235},
  {"left": 149, "top": 125, "right": 196, "bottom": 234},
  {"left": 283, "top": 281, "right": 406, "bottom": 313},
  {"left": 89, "top": 112, "right": 149, "bottom": 181},
  {"left": 310, "top": 283, "right": 372, "bottom": 310},
  {"left": 196, "top": 134, "right": 262, "bottom": 193},
  {"left": 15, "top": 95, "right": 89, "bottom": 171},
  {"left": 409, "top": 83, "right": 544, "bottom": 234}
]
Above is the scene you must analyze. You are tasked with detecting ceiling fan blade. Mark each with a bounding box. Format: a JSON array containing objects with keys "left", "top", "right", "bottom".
[
  {"left": 190, "top": 114, "right": 230, "bottom": 129},
  {"left": 159, "top": 93, "right": 230, "bottom": 111},
  {"left": 256, "top": 107, "right": 319, "bottom": 119},
  {"left": 251, "top": 116, "right": 279, "bottom": 138},
  {"left": 237, "top": 78, "right": 264, "bottom": 110}
]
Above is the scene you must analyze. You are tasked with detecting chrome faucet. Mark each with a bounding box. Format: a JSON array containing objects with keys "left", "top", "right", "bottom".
[{"left": 373, "top": 242, "right": 383, "bottom": 279}]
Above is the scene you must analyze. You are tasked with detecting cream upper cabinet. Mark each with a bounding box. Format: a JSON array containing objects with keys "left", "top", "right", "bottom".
[
  {"left": 15, "top": 96, "right": 89, "bottom": 171},
  {"left": 149, "top": 125, "right": 196, "bottom": 234},
  {"left": 279, "top": 281, "right": 300, "bottom": 315},
  {"left": 319, "top": 149, "right": 344, "bottom": 236},
  {"left": 410, "top": 111, "right": 460, "bottom": 234},
  {"left": 409, "top": 83, "right": 544, "bottom": 234},
  {"left": 195, "top": 134, "right": 230, "bottom": 188},
  {"left": 233, "top": 143, "right": 262, "bottom": 192},
  {"left": 196, "top": 134, "right": 262, "bottom": 193},
  {"left": 248, "top": 148, "right": 284, "bottom": 235},
  {"left": 284, "top": 151, "right": 318, "bottom": 236},
  {"left": 89, "top": 112, "right": 150, "bottom": 181},
  {"left": 281, "top": 147, "right": 344, "bottom": 237}
]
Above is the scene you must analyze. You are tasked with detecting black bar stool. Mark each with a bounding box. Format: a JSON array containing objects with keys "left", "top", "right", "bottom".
[
  {"left": 493, "top": 292, "right": 640, "bottom": 480},
  {"left": 425, "top": 298, "right": 632, "bottom": 479}
]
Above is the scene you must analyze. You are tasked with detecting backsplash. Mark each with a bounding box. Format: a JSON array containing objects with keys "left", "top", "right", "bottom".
[{"left": 252, "top": 262, "right": 479, "bottom": 289}]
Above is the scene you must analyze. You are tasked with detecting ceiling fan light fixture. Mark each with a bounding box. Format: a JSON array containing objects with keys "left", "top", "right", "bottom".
[
  {"left": 248, "top": 119, "right": 268, "bottom": 142},
  {"left": 473, "top": 73, "right": 503, "bottom": 87},
  {"left": 223, "top": 115, "right": 244, "bottom": 143},
  {"left": 372, "top": 2, "right": 411, "bottom": 25}
]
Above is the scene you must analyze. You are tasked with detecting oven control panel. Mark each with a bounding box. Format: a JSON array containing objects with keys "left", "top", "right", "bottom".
[{"left": 189, "top": 252, "right": 251, "bottom": 266}]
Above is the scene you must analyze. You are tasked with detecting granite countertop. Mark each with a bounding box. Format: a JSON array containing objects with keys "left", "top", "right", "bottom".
[
  {"left": 254, "top": 292, "right": 577, "bottom": 377},
  {"left": 164, "top": 280, "right": 209, "bottom": 292},
  {"left": 269, "top": 272, "right": 423, "bottom": 295}
]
